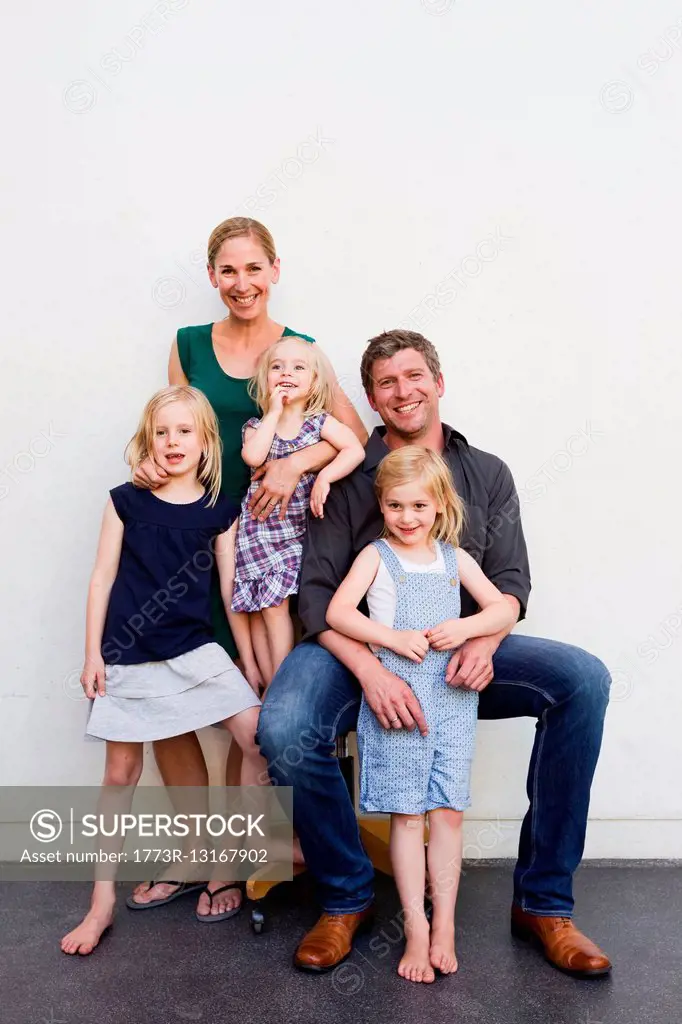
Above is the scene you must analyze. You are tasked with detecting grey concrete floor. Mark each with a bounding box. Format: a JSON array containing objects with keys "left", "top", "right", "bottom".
[{"left": 1, "top": 865, "right": 680, "bottom": 1024}]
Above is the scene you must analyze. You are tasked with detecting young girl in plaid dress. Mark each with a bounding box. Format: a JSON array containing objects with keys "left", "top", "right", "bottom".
[{"left": 231, "top": 337, "right": 364, "bottom": 688}]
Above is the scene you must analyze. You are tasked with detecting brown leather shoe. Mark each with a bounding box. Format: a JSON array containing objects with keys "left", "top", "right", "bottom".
[
  {"left": 294, "top": 907, "right": 375, "bottom": 973},
  {"left": 511, "top": 905, "right": 612, "bottom": 978}
]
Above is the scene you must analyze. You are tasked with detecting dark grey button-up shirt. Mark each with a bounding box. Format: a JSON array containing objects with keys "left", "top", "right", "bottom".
[{"left": 298, "top": 423, "right": 531, "bottom": 641}]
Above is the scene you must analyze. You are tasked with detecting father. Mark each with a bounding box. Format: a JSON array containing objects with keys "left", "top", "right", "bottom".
[{"left": 256, "top": 329, "right": 611, "bottom": 978}]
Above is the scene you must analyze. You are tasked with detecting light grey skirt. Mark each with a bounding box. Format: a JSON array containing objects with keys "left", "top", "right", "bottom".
[{"left": 86, "top": 642, "right": 260, "bottom": 743}]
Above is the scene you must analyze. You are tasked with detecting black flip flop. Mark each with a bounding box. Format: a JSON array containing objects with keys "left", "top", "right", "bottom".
[
  {"left": 126, "top": 880, "right": 206, "bottom": 911},
  {"left": 194, "top": 882, "right": 245, "bottom": 923}
]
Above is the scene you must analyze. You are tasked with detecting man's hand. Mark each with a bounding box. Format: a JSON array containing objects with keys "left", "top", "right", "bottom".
[
  {"left": 248, "top": 455, "right": 303, "bottom": 521},
  {"left": 360, "top": 661, "right": 429, "bottom": 735},
  {"left": 132, "top": 456, "right": 168, "bottom": 490},
  {"left": 445, "top": 635, "right": 499, "bottom": 692}
]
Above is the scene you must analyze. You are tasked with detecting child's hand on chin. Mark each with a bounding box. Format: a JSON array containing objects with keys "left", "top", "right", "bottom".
[
  {"left": 425, "top": 619, "right": 470, "bottom": 651},
  {"left": 268, "top": 385, "right": 288, "bottom": 414}
]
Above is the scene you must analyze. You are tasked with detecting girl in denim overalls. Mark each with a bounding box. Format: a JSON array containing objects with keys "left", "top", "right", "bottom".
[{"left": 327, "top": 446, "right": 515, "bottom": 984}]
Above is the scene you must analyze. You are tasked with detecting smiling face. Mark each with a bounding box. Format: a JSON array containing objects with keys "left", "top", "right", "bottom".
[
  {"left": 151, "top": 400, "right": 203, "bottom": 478},
  {"left": 380, "top": 478, "right": 441, "bottom": 547},
  {"left": 266, "top": 338, "right": 314, "bottom": 405},
  {"left": 367, "top": 349, "right": 444, "bottom": 442},
  {"left": 207, "top": 234, "right": 280, "bottom": 321}
]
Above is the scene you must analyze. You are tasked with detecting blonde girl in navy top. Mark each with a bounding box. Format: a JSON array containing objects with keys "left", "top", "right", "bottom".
[
  {"left": 327, "top": 447, "right": 515, "bottom": 984},
  {"left": 61, "top": 386, "right": 265, "bottom": 957}
]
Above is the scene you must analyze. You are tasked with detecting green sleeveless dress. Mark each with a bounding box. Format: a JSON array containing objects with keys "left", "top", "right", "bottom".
[{"left": 176, "top": 323, "right": 316, "bottom": 657}]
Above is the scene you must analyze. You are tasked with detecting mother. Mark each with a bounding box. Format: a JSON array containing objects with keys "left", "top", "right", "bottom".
[{"left": 129, "top": 217, "right": 367, "bottom": 919}]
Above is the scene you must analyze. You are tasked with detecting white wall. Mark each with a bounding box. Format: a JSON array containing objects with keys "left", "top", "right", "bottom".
[{"left": 2, "top": 0, "right": 681, "bottom": 856}]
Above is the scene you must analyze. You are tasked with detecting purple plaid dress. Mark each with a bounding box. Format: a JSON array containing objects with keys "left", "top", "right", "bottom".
[{"left": 232, "top": 413, "right": 328, "bottom": 612}]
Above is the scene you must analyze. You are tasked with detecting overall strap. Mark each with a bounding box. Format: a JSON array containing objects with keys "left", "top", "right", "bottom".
[
  {"left": 371, "top": 539, "right": 408, "bottom": 585},
  {"left": 439, "top": 542, "right": 460, "bottom": 581}
]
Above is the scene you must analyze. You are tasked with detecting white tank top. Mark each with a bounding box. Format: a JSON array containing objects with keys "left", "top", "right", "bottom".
[{"left": 366, "top": 542, "right": 446, "bottom": 630}]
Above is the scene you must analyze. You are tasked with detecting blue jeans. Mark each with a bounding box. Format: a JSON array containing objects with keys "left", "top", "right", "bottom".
[{"left": 256, "top": 634, "right": 610, "bottom": 916}]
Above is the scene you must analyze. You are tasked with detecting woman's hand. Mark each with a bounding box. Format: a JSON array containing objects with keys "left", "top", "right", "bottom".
[
  {"left": 309, "top": 475, "right": 330, "bottom": 518},
  {"left": 426, "top": 618, "right": 471, "bottom": 651},
  {"left": 243, "top": 662, "right": 265, "bottom": 696},
  {"left": 389, "top": 629, "right": 430, "bottom": 663},
  {"left": 132, "top": 456, "right": 168, "bottom": 490},
  {"left": 248, "top": 454, "right": 303, "bottom": 521},
  {"left": 81, "top": 654, "right": 106, "bottom": 698}
]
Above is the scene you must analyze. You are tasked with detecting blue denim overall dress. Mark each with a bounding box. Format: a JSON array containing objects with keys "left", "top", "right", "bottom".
[{"left": 357, "top": 539, "right": 479, "bottom": 814}]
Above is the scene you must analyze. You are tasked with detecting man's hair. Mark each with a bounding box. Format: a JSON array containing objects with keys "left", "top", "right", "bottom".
[{"left": 360, "top": 330, "right": 442, "bottom": 396}]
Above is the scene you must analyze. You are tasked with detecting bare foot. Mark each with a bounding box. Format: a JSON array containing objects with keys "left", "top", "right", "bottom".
[
  {"left": 61, "top": 905, "right": 114, "bottom": 956},
  {"left": 128, "top": 880, "right": 184, "bottom": 906},
  {"left": 430, "top": 922, "right": 458, "bottom": 974},
  {"left": 196, "top": 881, "right": 242, "bottom": 918},
  {"left": 398, "top": 915, "right": 435, "bottom": 983}
]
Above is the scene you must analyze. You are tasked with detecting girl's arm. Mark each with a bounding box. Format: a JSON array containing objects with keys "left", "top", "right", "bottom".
[
  {"left": 326, "top": 546, "right": 429, "bottom": 663},
  {"left": 214, "top": 521, "right": 259, "bottom": 676},
  {"left": 82, "top": 499, "right": 124, "bottom": 696},
  {"left": 241, "top": 410, "right": 281, "bottom": 468},
  {"left": 426, "top": 549, "right": 517, "bottom": 651},
  {"left": 310, "top": 415, "right": 366, "bottom": 517}
]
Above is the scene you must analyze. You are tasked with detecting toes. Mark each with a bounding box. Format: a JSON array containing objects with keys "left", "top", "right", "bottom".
[{"left": 203, "top": 886, "right": 241, "bottom": 916}]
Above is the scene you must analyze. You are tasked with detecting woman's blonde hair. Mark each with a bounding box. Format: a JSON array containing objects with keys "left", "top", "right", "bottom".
[
  {"left": 248, "top": 337, "right": 336, "bottom": 417},
  {"left": 207, "top": 217, "right": 277, "bottom": 267},
  {"left": 374, "top": 446, "right": 466, "bottom": 546},
  {"left": 125, "top": 386, "right": 223, "bottom": 506}
]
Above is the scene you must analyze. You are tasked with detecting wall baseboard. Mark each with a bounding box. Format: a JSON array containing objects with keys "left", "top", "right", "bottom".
[{"left": 459, "top": 818, "right": 682, "bottom": 861}]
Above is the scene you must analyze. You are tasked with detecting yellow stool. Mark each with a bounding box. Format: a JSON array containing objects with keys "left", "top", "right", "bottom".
[{"left": 246, "top": 733, "right": 397, "bottom": 932}]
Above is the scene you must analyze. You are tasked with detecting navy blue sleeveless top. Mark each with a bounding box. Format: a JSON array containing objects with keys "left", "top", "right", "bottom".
[{"left": 102, "top": 483, "right": 238, "bottom": 666}]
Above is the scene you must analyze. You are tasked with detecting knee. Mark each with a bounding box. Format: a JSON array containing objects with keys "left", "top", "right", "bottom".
[
  {"left": 255, "top": 647, "right": 338, "bottom": 755},
  {"left": 428, "top": 808, "right": 464, "bottom": 828},
  {"left": 103, "top": 757, "right": 143, "bottom": 788},
  {"left": 392, "top": 813, "right": 425, "bottom": 832},
  {"left": 255, "top": 692, "right": 318, "bottom": 779},
  {"left": 562, "top": 648, "right": 611, "bottom": 714},
  {"left": 581, "top": 652, "right": 611, "bottom": 709}
]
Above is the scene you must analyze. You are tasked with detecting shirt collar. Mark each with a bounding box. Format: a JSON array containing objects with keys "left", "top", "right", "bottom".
[{"left": 362, "top": 422, "right": 469, "bottom": 473}]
